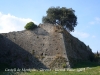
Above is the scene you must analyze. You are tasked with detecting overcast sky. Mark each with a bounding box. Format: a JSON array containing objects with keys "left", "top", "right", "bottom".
[{"left": 0, "top": 0, "right": 100, "bottom": 53}]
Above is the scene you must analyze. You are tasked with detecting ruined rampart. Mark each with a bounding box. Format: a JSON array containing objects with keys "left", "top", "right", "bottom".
[{"left": 0, "top": 24, "right": 94, "bottom": 70}]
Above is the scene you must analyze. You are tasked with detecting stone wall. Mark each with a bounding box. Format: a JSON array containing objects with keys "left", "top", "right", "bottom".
[
  {"left": 0, "top": 24, "right": 69, "bottom": 69},
  {"left": 63, "top": 30, "right": 94, "bottom": 66},
  {"left": 0, "top": 24, "right": 94, "bottom": 69}
]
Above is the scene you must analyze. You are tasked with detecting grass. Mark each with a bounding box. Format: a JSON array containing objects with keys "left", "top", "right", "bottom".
[
  {"left": 0, "top": 62, "right": 100, "bottom": 75},
  {"left": 0, "top": 66, "right": 100, "bottom": 75}
]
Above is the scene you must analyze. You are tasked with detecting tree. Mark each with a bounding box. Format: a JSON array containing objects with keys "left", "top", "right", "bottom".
[
  {"left": 42, "top": 6, "right": 77, "bottom": 32},
  {"left": 97, "top": 51, "right": 99, "bottom": 57},
  {"left": 24, "top": 22, "right": 37, "bottom": 30}
]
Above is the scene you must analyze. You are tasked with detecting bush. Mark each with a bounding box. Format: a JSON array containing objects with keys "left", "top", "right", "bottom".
[{"left": 24, "top": 22, "right": 37, "bottom": 30}]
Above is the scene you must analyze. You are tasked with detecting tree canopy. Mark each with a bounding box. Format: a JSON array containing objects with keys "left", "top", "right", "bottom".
[{"left": 42, "top": 7, "right": 77, "bottom": 32}]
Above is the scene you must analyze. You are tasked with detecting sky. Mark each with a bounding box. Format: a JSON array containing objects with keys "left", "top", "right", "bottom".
[{"left": 0, "top": 0, "right": 100, "bottom": 53}]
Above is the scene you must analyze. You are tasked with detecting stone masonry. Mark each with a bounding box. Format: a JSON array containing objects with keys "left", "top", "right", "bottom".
[{"left": 0, "top": 23, "right": 94, "bottom": 69}]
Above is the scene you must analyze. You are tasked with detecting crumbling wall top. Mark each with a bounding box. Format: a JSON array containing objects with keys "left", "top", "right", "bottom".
[{"left": 38, "top": 23, "right": 64, "bottom": 33}]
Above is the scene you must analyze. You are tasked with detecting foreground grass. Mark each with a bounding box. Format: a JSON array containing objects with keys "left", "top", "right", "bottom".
[{"left": 0, "top": 66, "right": 100, "bottom": 75}]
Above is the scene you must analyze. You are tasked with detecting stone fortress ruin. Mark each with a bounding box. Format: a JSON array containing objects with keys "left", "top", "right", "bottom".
[{"left": 0, "top": 23, "right": 94, "bottom": 70}]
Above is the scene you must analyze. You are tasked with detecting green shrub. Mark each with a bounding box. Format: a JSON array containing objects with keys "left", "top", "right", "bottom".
[
  {"left": 24, "top": 22, "right": 37, "bottom": 30},
  {"left": 62, "top": 63, "right": 67, "bottom": 68}
]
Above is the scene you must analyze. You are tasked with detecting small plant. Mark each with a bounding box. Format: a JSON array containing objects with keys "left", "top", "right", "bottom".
[
  {"left": 24, "top": 22, "right": 37, "bottom": 30},
  {"left": 62, "top": 63, "right": 67, "bottom": 68},
  {"left": 32, "top": 50, "right": 35, "bottom": 55}
]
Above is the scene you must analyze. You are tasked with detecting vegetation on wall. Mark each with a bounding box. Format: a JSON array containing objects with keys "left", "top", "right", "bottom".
[{"left": 24, "top": 22, "right": 37, "bottom": 30}]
